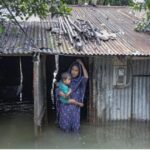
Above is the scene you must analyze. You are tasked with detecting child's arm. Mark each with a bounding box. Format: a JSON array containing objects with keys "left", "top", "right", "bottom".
[
  {"left": 58, "top": 91, "right": 67, "bottom": 98},
  {"left": 57, "top": 82, "right": 67, "bottom": 98},
  {"left": 65, "top": 88, "right": 72, "bottom": 98}
]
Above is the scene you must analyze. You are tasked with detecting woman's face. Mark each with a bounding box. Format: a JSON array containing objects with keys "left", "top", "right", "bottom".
[{"left": 71, "top": 66, "right": 79, "bottom": 78}]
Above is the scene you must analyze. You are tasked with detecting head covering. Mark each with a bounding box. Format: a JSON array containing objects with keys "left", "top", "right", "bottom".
[
  {"left": 67, "top": 61, "right": 84, "bottom": 91},
  {"left": 68, "top": 61, "right": 87, "bottom": 102},
  {"left": 68, "top": 61, "right": 82, "bottom": 80}
]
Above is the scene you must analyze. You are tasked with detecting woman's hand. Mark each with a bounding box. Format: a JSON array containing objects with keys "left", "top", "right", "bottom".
[
  {"left": 69, "top": 99, "right": 76, "bottom": 104},
  {"left": 76, "top": 59, "right": 84, "bottom": 66},
  {"left": 76, "top": 59, "right": 89, "bottom": 79}
]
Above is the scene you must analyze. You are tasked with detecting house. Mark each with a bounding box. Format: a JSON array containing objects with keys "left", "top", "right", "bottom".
[{"left": 0, "top": 6, "right": 150, "bottom": 134}]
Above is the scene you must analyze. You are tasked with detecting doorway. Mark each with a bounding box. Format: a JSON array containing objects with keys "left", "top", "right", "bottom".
[
  {"left": 46, "top": 55, "right": 89, "bottom": 122},
  {"left": 0, "top": 56, "right": 33, "bottom": 112}
]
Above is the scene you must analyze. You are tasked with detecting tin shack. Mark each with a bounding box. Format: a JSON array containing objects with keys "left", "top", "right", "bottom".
[{"left": 0, "top": 6, "right": 150, "bottom": 133}]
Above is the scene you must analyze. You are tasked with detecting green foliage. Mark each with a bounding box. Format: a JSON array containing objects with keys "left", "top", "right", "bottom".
[
  {"left": 50, "top": 0, "right": 72, "bottom": 17},
  {"left": 147, "top": 11, "right": 150, "bottom": 19},
  {"left": 133, "top": 3, "right": 142, "bottom": 11},
  {"left": 135, "top": 21, "right": 150, "bottom": 32},
  {"left": 132, "top": 0, "right": 150, "bottom": 32},
  {"left": 133, "top": 0, "right": 150, "bottom": 20},
  {"left": 128, "top": 0, "right": 135, "bottom": 6},
  {"left": 0, "top": 24, "right": 5, "bottom": 35},
  {"left": 0, "top": 0, "right": 72, "bottom": 20}
]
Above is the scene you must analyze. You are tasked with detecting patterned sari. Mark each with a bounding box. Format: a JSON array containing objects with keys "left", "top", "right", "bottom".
[{"left": 55, "top": 61, "right": 87, "bottom": 132}]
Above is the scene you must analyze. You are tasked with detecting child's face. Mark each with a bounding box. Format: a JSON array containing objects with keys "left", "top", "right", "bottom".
[{"left": 63, "top": 78, "right": 71, "bottom": 85}]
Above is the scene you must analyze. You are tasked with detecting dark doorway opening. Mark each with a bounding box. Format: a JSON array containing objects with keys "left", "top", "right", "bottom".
[
  {"left": 0, "top": 57, "right": 33, "bottom": 112},
  {"left": 46, "top": 55, "right": 89, "bottom": 123}
]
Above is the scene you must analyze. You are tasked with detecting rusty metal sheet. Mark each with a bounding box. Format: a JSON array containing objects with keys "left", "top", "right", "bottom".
[{"left": 0, "top": 6, "right": 149, "bottom": 56}]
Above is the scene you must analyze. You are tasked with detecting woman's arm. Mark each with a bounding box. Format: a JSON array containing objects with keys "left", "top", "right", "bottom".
[{"left": 76, "top": 59, "right": 88, "bottom": 78}]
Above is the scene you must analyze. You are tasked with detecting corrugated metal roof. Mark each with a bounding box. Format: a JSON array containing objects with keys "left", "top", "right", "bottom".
[{"left": 0, "top": 6, "right": 150, "bottom": 56}]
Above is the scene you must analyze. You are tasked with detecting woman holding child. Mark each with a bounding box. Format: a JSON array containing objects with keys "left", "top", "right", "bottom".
[{"left": 55, "top": 59, "right": 88, "bottom": 132}]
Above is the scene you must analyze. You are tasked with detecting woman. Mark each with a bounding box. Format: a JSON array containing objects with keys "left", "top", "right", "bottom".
[{"left": 56, "top": 59, "right": 88, "bottom": 132}]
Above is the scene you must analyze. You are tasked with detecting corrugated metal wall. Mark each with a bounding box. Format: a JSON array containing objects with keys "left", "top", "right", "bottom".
[
  {"left": 90, "top": 57, "right": 150, "bottom": 122},
  {"left": 132, "top": 77, "right": 150, "bottom": 121},
  {"left": 132, "top": 59, "right": 150, "bottom": 121}
]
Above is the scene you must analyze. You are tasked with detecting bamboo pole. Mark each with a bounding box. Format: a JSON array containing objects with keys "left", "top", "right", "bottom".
[
  {"left": 86, "top": 21, "right": 101, "bottom": 45},
  {"left": 63, "top": 18, "right": 74, "bottom": 45},
  {"left": 59, "top": 17, "right": 67, "bottom": 35},
  {"left": 68, "top": 18, "right": 82, "bottom": 33},
  {"left": 19, "top": 57, "right": 23, "bottom": 101}
]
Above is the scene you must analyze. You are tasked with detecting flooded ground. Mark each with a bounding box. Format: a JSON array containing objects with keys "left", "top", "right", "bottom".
[{"left": 0, "top": 112, "right": 150, "bottom": 149}]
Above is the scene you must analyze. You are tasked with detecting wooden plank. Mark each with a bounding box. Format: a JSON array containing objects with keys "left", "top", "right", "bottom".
[
  {"left": 41, "top": 55, "right": 48, "bottom": 125},
  {"left": 33, "top": 54, "right": 47, "bottom": 136}
]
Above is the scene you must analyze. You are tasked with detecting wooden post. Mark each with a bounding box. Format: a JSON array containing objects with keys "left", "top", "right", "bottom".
[
  {"left": 88, "top": 57, "right": 97, "bottom": 124},
  {"left": 41, "top": 55, "right": 48, "bottom": 125},
  {"left": 33, "top": 53, "right": 47, "bottom": 137}
]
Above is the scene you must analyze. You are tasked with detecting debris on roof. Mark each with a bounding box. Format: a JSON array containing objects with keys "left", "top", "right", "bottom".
[
  {"left": 49, "top": 16, "right": 116, "bottom": 51},
  {"left": 0, "top": 6, "right": 150, "bottom": 56}
]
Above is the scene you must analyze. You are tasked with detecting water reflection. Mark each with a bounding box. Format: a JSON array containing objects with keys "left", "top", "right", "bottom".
[{"left": 0, "top": 112, "right": 150, "bottom": 149}]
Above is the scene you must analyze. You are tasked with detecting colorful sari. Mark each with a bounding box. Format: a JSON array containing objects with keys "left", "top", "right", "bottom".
[{"left": 55, "top": 61, "right": 87, "bottom": 132}]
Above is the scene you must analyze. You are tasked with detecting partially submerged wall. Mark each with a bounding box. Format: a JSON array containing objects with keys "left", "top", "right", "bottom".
[{"left": 88, "top": 56, "right": 150, "bottom": 123}]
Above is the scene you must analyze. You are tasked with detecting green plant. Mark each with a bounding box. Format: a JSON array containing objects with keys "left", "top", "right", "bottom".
[
  {"left": 0, "top": 0, "right": 72, "bottom": 20},
  {"left": 132, "top": 0, "right": 150, "bottom": 32},
  {"left": 0, "top": 24, "right": 5, "bottom": 35},
  {"left": 50, "top": 0, "right": 72, "bottom": 17}
]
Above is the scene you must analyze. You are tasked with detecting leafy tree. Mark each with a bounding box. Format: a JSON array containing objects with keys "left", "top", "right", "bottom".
[
  {"left": 0, "top": 0, "right": 72, "bottom": 34},
  {"left": 0, "top": 0, "right": 72, "bottom": 20},
  {"left": 132, "top": 0, "right": 150, "bottom": 32}
]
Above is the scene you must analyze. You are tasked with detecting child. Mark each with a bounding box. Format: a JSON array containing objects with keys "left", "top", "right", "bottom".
[{"left": 58, "top": 72, "right": 83, "bottom": 107}]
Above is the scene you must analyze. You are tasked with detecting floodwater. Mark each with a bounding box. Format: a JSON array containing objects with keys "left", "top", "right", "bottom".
[{"left": 0, "top": 112, "right": 150, "bottom": 149}]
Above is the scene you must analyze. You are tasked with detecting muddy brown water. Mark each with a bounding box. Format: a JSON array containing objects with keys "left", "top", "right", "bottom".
[{"left": 0, "top": 112, "right": 150, "bottom": 149}]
